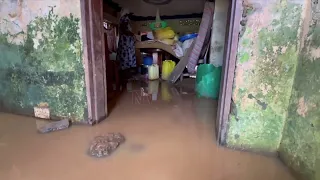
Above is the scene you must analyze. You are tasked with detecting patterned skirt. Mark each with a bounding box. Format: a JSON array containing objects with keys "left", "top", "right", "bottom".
[{"left": 116, "top": 35, "right": 136, "bottom": 70}]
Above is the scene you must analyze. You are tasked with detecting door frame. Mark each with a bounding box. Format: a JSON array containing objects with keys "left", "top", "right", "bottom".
[
  {"left": 216, "top": 0, "right": 241, "bottom": 145},
  {"left": 81, "top": 0, "right": 242, "bottom": 144},
  {"left": 81, "top": 0, "right": 107, "bottom": 125}
]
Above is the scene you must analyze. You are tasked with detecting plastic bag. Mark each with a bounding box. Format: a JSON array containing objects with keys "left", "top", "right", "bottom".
[
  {"left": 182, "top": 38, "right": 195, "bottom": 54},
  {"left": 173, "top": 43, "right": 183, "bottom": 58},
  {"left": 155, "top": 27, "right": 175, "bottom": 40}
]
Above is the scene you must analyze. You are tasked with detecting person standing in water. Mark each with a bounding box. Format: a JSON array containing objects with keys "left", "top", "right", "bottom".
[{"left": 117, "top": 8, "right": 136, "bottom": 84}]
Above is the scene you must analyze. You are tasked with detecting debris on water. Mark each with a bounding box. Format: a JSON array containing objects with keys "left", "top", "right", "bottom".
[
  {"left": 88, "top": 133, "right": 125, "bottom": 158},
  {"left": 37, "top": 119, "right": 70, "bottom": 133}
]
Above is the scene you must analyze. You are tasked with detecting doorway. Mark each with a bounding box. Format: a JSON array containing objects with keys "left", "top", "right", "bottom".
[{"left": 80, "top": 0, "right": 241, "bottom": 145}]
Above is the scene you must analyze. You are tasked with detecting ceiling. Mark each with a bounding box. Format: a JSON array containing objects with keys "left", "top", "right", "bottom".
[{"left": 112, "top": 0, "right": 206, "bottom": 16}]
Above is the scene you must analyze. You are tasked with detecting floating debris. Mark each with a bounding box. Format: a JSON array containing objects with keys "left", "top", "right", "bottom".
[
  {"left": 88, "top": 133, "right": 125, "bottom": 158},
  {"left": 37, "top": 119, "right": 70, "bottom": 133}
]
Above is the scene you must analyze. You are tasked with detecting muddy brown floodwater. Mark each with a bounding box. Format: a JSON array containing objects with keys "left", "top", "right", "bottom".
[{"left": 0, "top": 80, "right": 295, "bottom": 180}]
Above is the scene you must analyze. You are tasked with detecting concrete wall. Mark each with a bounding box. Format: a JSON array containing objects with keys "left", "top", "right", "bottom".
[
  {"left": 226, "top": 0, "right": 303, "bottom": 152},
  {"left": 209, "top": 0, "right": 229, "bottom": 66},
  {"left": 226, "top": 0, "right": 319, "bottom": 179},
  {"left": 279, "top": 0, "right": 320, "bottom": 179},
  {"left": 0, "top": 0, "right": 87, "bottom": 122}
]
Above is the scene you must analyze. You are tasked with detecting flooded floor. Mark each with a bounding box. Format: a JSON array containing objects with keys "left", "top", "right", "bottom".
[{"left": 0, "top": 79, "right": 295, "bottom": 180}]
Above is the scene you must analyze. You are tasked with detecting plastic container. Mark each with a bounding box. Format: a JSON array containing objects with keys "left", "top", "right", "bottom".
[
  {"left": 195, "top": 64, "right": 222, "bottom": 99},
  {"left": 179, "top": 33, "right": 198, "bottom": 42},
  {"left": 148, "top": 64, "right": 159, "bottom": 80},
  {"left": 143, "top": 56, "right": 153, "bottom": 66},
  {"left": 162, "top": 60, "right": 176, "bottom": 80}
]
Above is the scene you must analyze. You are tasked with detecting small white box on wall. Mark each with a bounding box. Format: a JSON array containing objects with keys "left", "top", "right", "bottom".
[{"left": 34, "top": 103, "right": 50, "bottom": 119}]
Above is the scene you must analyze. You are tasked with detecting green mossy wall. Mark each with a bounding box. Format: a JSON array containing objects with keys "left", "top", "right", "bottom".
[
  {"left": 227, "top": 0, "right": 319, "bottom": 179},
  {"left": 279, "top": 2, "right": 320, "bottom": 179},
  {"left": 227, "top": 1, "right": 302, "bottom": 152},
  {"left": 0, "top": 6, "right": 87, "bottom": 122}
]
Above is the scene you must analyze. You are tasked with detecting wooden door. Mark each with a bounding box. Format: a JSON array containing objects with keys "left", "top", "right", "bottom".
[
  {"left": 81, "top": 0, "right": 107, "bottom": 125},
  {"left": 216, "top": 0, "right": 241, "bottom": 144}
]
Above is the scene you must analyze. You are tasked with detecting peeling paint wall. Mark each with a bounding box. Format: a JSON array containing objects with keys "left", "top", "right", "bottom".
[
  {"left": 279, "top": 0, "right": 320, "bottom": 179},
  {"left": 0, "top": 0, "right": 87, "bottom": 122},
  {"left": 226, "top": 0, "right": 303, "bottom": 152}
]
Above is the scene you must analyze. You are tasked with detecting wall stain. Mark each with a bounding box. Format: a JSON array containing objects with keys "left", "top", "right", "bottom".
[{"left": 247, "top": 94, "right": 268, "bottom": 110}]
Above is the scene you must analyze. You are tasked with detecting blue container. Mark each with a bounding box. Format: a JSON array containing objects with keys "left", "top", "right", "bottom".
[
  {"left": 143, "top": 56, "right": 153, "bottom": 66},
  {"left": 179, "top": 33, "right": 198, "bottom": 42}
]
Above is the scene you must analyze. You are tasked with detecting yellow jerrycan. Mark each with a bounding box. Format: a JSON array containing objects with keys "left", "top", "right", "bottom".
[{"left": 161, "top": 60, "right": 176, "bottom": 80}]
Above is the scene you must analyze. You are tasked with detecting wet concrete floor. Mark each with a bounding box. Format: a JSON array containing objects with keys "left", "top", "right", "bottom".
[{"left": 0, "top": 79, "right": 295, "bottom": 180}]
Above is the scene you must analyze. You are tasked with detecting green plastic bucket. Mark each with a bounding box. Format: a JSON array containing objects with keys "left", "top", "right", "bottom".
[{"left": 195, "top": 64, "right": 222, "bottom": 99}]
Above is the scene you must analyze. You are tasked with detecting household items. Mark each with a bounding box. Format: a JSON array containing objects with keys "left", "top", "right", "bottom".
[
  {"left": 152, "top": 52, "right": 158, "bottom": 64},
  {"left": 168, "top": 41, "right": 195, "bottom": 83},
  {"left": 148, "top": 64, "right": 160, "bottom": 80},
  {"left": 135, "top": 40, "right": 181, "bottom": 59},
  {"left": 88, "top": 133, "right": 125, "bottom": 158},
  {"left": 196, "top": 64, "right": 221, "bottom": 99},
  {"left": 179, "top": 33, "right": 198, "bottom": 42},
  {"left": 154, "top": 27, "right": 175, "bottom": 40},
  {"left": 140, "top": 31, "right": 154, "bottom": 41},
  {"left": 162, "top": 60, "right": 176, "bottom": 80},
  {"left": 186, "top": 1, "right": 215, "bottom": 74},
  {"left": 147, "top": 31, "right": 155, "bottom": 40},
  {"left": 182, "top": 38, "right": 195, "bottom": 54},
  {"left": 143, "top": 56, "right": 153, "bottom": 65},
  {"left": 150, "top": 9, "right": 168, "bottom": 30},
  {"left": 150, "top": 21, "right": 167, "bottom": 30}
]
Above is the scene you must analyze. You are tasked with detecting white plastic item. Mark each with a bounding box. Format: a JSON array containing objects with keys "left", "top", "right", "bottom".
[
  {"left": 182, "top": 38, "right": 195, "bottom": 54},
  {"left": 152, "top": 52, "right": 158, "bottom": 64},
  {"left": 148, "top": 64, "right": 159, "bottom": 80}
]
